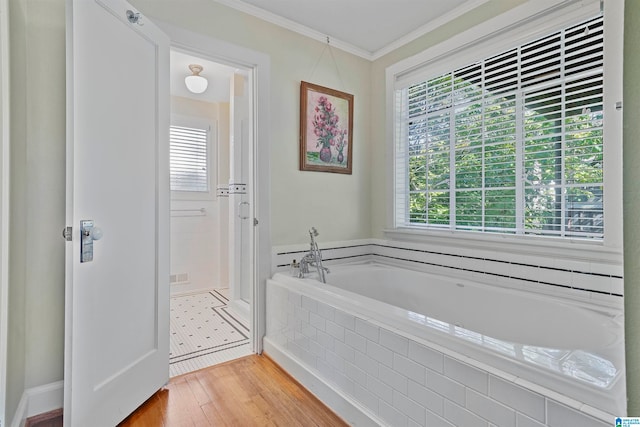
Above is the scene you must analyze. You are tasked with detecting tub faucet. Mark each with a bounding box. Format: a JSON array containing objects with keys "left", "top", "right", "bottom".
[{"left": 299, "top": 227, "right": 329, "bottom": 283}]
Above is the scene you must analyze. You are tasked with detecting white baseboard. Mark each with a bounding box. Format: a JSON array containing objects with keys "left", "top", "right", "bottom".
[
  {"left": 10, "top": 381, "right": 63, "bottom": 427},
  {"left": 263, "top": 338, "right": 383, "bottom": 427},
  {"left": 10, "top": 394, "right": 27, "bottom": 427},
  {"left": 228, "top": 298, "right": 249, "bottom": 321}
]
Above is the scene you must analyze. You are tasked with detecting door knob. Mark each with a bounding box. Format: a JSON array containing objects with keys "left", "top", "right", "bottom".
[{"left": 82, "top": 226, "right": 103, "bottom": 240}]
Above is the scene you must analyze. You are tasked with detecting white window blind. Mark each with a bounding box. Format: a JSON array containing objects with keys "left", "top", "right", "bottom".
[
  {"left": 396, "top": 15, "right": 604, "bottom": 239},
  {"left": 170, "top": 125, "right": 209, "bottom": 193}
]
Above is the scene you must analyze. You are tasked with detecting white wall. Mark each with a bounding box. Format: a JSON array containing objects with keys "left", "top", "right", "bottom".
[
  {"left": 170, "top": 202, "right": 222, "bottom": 292},
  {"left": 170, "top": 96, "right": 229, "bottom": 293}
]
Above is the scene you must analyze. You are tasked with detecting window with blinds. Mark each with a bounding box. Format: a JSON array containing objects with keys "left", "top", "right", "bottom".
[
  {"left": 169, "top": 125, "right": 209, "bottom": 193},
  {"left": 396, "top": 15, "right": 604, "bottom": 239}
]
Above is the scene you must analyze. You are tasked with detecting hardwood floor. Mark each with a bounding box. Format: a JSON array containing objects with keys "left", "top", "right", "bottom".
[{"left": 118, "top": 354, "right": 349, "bottom": 426}]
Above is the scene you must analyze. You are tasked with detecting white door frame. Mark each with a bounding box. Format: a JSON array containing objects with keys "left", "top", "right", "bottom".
[
  {"left": 0, "top": 0, "right": 10, "bottom": 423},
  {"left": 159, "top": 21, "right": 271, "bottom": 352}
]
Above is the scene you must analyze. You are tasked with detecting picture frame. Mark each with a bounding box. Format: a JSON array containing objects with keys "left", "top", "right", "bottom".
[{"left": 300, "top": 81, "right": 353, "bottom": 174}]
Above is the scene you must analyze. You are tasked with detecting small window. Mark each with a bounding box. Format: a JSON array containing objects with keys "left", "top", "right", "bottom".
[{"left": 169, "top": 125, "right": 209, "bottom": 193}]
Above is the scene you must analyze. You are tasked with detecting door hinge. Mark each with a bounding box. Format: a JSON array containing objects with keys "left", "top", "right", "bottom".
[
  {"left": 254, "top": 218, "right": 259, "bottom": 226},
  {"left": 62, "top": 226, "right": 72, "bottom": 241}
]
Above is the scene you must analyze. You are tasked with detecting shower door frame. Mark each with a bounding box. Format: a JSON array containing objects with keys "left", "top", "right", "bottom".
[{"left": 160, "top": 22, "right": 271, "bottom": 354}]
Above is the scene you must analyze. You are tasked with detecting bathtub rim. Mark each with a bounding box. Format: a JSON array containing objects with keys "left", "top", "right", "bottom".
[
  {"left": 267, "top": 265, "right": 625, "bottom": 421},
  {"left": 322, "top": 259, "right": 623, "bottom": 323},
  {"left": 337, "top": 256, "right": 623, "bottom": 311}
]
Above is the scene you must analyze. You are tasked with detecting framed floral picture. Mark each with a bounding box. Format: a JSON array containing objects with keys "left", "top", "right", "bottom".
[{"left": 300, "top": 81, "right": 353, "bottom": 174}]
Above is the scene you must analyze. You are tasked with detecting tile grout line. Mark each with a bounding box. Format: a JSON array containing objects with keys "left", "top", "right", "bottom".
[{"left": 169, "top": 288, "right": 251, "bottom": 377}]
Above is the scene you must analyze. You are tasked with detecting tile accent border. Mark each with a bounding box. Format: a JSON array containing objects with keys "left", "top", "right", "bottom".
[
  {"left": 272, "top": 239, "right": 623, "bottom": 301},
  {"left": 169, "top": 289, "right": 251, "bottom": 377},
  {"left": 228, "top": 183, "right": 247, "bottom": 194},
  {"left": 371, "top": 243, "right": 623, "bottom": 298}
]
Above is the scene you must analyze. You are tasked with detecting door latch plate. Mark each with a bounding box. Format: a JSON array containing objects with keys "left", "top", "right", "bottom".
[{"left": 80, "top": 220, "right": 94, "bottom": 263}]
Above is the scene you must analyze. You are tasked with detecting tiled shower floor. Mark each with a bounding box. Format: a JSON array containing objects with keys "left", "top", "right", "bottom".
[{"left": 169, "top": 289, "right": 251, "bottom": 377}]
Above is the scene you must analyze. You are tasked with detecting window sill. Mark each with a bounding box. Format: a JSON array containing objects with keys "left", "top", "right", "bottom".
[{"left": 383, "top": 227, "right": 622, "bottom": 265}]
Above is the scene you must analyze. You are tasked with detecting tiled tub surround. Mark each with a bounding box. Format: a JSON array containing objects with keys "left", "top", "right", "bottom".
[
  {"left": 267, "top": 240, "right": 625, "bottom": 426},
  {"left": 272, "top": 239, "right": 623, "bottom": 306}
]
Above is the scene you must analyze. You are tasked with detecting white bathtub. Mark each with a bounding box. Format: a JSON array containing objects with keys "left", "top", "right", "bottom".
[
  {"left": 324, "top": 263, "right": 619, "bottom": 351},
  {"left": 266, "top": 261, "right": 625, "bottom": 423}
]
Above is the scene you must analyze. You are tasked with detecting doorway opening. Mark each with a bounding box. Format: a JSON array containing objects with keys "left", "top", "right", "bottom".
[{"left": 168, "top": 48, "right": 254, "bottom": 377}]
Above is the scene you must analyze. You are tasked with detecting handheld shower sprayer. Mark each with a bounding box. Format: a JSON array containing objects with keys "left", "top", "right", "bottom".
[{"left": 299, "top": 227, "right": 329, "bottom": 283}]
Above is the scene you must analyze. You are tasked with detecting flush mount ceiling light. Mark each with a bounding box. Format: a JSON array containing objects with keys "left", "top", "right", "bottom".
[{"left": 184, "top": 64, "right": 208, "bottom": 94}]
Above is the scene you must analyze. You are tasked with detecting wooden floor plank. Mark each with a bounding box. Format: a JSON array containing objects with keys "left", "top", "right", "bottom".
[
  {"left": 185, "top": 373, "right": 212, "bottom": 407},
  {"left": 171, "top": 376, "right": 211, "bottom": 426},
  {"left": 200, "top": 401, "right": 230, "bottom": 427},
  {"left": 117, "top": 391, "right": 166, "bottom": 427},
  {"left": 119, "top": 354, "right": 348, "bottom": 427}
]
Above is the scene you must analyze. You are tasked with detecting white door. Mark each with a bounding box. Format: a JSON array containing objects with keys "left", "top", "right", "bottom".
[{"left": 64, "top": 1, "right": 169, "bottom": 426}]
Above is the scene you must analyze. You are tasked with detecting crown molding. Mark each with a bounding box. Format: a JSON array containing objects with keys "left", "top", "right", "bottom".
[
  {"left": 212, "top": 0, "right": 493, "bottom": 61},
  {"left": 212, "top": 0, "right": 373, "bottom": 59},
  {"left": 371, "top": 0, "right": 491, "bottom": 60}
]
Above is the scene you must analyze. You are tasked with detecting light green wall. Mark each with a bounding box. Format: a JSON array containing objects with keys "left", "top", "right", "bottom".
[
  {"left": 21, "top": 0, "right": 66, "bottom": 390},
  {"left": 624, "top": 0, "right": 639, "bottom": 415},
  {"left": 6, "top": 0, "right": 66, "bottom": 422},
  {"left": 132, "top": 0, "right": 373, "bottom": 246},
  {"left": 7, "top": 0, "right": 27, "bottom": 422}
]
